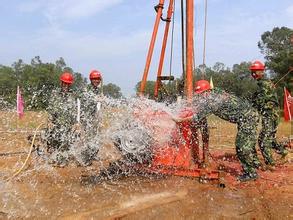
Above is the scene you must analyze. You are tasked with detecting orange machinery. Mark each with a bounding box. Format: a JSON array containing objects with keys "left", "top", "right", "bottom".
[{"left": 138, "top": 0, "right": 223, "bottom": 182}]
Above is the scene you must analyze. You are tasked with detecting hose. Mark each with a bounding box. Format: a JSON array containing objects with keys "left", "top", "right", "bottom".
[{"left": 6, "top": 123, "right": 43, "bottom": 182}]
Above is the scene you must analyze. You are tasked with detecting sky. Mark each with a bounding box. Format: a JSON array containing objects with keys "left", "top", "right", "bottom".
[{"left": 0, "top": 0, "right": 292, "bottom": 95}]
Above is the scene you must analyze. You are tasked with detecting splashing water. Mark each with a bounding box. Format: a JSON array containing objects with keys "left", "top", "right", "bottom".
[
  {"left": 0, "top": 87, "right": 188, "bottom": 218},
  {"left": 1, "top": 88, "right": 292, "bottom": 219}
]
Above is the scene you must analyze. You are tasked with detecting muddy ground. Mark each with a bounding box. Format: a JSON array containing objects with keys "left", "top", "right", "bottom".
[{"left": 0, "top": 112, "right": 292, "bottom": 219}]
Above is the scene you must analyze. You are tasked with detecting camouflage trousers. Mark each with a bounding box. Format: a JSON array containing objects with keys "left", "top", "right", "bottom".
[
  {"left": 258, "top": 113, "right": 286, "bottom": 165},
  {"left": 236, "top": 111, "right": 260, "bottom": 174},
  {"left": 44, "top": 126, "right": 77, "bottom": 166}
]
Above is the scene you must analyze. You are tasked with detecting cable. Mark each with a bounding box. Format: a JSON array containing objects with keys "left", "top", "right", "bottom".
[
  {"left": 274, "top": 67, "right": 293, "bottom": 86},
  {"left": 169, "top": 0, "right": 176, "bottom": 81},
  {"left": 6, "top": 123, "right": 43, "bottom": 181},
  {"left": 181, "top": 0, "right": 185, "bottom": 79},
  {"left": 202, "top": 0, "right": 208, "bottom": 79}
]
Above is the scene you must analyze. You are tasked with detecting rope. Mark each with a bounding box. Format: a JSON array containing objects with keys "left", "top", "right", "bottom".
[
  {"left": 6, "top": 123, "right": 43, "bottom": 181},
  {"left": 187, "top": 1, "right": 196, "bottom": 73},
  {"left": 274, "top": 67, "right": 293, "bottom": 86},
  {"left": 201, "top": 0, "right": 208, "bottom": 78}
]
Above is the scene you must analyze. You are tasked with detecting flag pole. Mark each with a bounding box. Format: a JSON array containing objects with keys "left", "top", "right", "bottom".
[
  {"left": 284, "top": 87, "right": 292, "bottom": 121},
  {"left": 16, "top": 86, "right": 19, "bottom": 131}
]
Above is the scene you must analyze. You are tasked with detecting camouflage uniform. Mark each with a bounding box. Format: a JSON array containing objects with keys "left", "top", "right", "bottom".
[
  {"left": 45, "top": 89, "right": 77, "bottom": 165},
  {"left": 192, "top": 88, "right": 260, "bottom": 175},
  {"left": 190, "top": 117, "right": 209, "bottom": 164},
  {"left": 252, "top": 78, "right": 287, "bottom": 165},
  {"left": 76, "top": 86, "right": 103, "bottom": 165},
  {"left": 79, "top": 86, "right": 102, "bottom": 133}
]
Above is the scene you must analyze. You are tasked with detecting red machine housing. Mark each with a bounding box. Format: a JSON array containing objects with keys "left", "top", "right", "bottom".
[{"left": 134, "top": 107, "right": 222, "bottom": 181}]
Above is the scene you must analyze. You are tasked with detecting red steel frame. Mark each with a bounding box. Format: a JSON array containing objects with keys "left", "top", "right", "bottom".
[
  {"left": 185, "top": 0, "right": 194, "bottom": 100},
  {"left": 154, "top": 0, "right": 174, "bottom": 98},
  {"left": 138, "top": 0, "right": 221, "bottom": 182},
  {"left": 140, "top": 0, "right": 165, "bottom": 96}
]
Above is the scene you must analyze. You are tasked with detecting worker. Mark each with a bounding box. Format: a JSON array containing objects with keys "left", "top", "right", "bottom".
[
  {"left": 189, "top": 118, "right": 209, "bottom": 166},
  {"left": 249, "top": 61, "right": 288, "bottom": 167},
  {"left": 173, "top": 80, "right": 260, "bottom": 182},
  {"left": 89, "top": 70, "right": 103, "bottom": 95},
  {"left": 45, "top": 72, "right": 78, "bottom": 167},
  {"left": 75, "top": 70, "right": 104, "bottom": 166}
]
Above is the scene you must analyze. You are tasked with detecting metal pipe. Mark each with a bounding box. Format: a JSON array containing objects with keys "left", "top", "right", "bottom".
[
  {"left": 181, "top": 0, "right": 185, "bottom": 81},
  {"left": 154, "top": 0, "right": 174, "bottom": 98},
  {"left": 185, "top": 0, "right": 194, "bottom": 100},
  {"left": 140, "top": 0, "right": 165, "bottom": 95}
]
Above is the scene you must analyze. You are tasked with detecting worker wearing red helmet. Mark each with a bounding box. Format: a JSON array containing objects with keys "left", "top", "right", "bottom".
[
  {"left": 72, "top": 70, "right": 104, "bottom": 166},
  {"left": 44, "top": 72, "right": 78, "bottom": 167},
  {"left": 189, "top": 81, "right": 210, "bottom": 166},
  {"left": 60, "top": 72, "right": 74, "bottom": 93},
  {"left": 249, "top": 61, "right": 288, "bottom": 167},
  {"left": 89, "top": 70, "right": 103, "bottom": 95},
  {"left": 174, "top": 80, "right": 260, "bottom": 182}
]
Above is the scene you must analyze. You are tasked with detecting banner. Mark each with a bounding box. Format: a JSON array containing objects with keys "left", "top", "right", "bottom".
[
  {"left": 16, "top": 86, "right": 24, "bottom": 119},
  {"left": 283, "top": 87, "right": 292, "bottom": 121}
]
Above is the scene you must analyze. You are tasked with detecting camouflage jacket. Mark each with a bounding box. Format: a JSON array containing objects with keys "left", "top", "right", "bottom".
[
  {"left": 252, "top": 78, "right": 279, "bottom": 115},
  {"left": 47, "top": 89, "right": 77, "bottom": 130},
  {"left": 87, "top": 85, "right": 102, "bottom": 96},
  {"left": 78, "top": 86, "right": 104, "bottom": 135},
  {"left": 192, "top": 88, "right": 256, "bottom": 124}
]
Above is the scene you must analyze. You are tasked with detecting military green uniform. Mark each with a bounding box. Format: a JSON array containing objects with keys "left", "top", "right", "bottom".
[
  {"left": 252, "top": 78, "right": 287, "bottom": 165},
  {"left": 190, "top": 117, "right": 209, "bottom": 163},
  {"left": 192, "top": 88, "right": 260, "bottom": 176},
  {"left": 80, "top": 85, "right": 104, "bottom": 133},
  {"left": 76, "top": 85, "right": 103, "bottom": 165},
  {"left": 45, "top": 89, "right": 77, "bottom": 165}
]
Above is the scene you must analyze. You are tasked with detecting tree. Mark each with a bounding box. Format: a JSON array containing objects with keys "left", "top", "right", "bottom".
[
  {"left": 0, "top": 65, "right": 15, "bottom": 101},
  {"left": 103, "top": 83, "right": 122, "bottom": 99},
  {"left": 135, "top": 81, "right": 156, "bottom": 99},
  {"left": 258, "top": 27, "right": 293, "bottom": 82},
  {"left": 72, "top": 72, "right": 87, "bottom": 91},
  {"left": 195, "top": 61, "right": 257, "bottom": 99},
  {"left": 55, "top": 57, "right": 66, "bottom": 70},
  {"left": 258, "top": 26, "right": 293, "bottom": 105},
  {"left": 0, "top": 56, "right": 88, "bottom": 109},
  {"left": 232, "top": 62, "right": 251, "bottom": 79},
  {"left": 134, "top": 79, "right": 184, "bottom": 102},
  {"left": 212, "top": 62, "right": 229, "bottom": 73}
]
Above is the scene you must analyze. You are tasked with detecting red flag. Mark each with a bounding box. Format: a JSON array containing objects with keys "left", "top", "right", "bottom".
[
  {"left": 17, "top": 86, "right": 24, "bottom": 119},
  {"left": 283, "top": 87, "right": 292, "bottom": 121}
]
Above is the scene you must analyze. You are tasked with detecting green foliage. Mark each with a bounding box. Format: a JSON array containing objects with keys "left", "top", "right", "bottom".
[
  {"left": 135, "top": 63, "right": 258, "bottom": 102},
  {"left": 0, "top": 56, "right": 87, "bottom": 110},
  {"left": 103, "top": 83, "right": 123, "bottom": 99},
  {"left": 258, "top": 26, "right": 293, "bottom": 105},
  {"left": 135, "top": 27, "right": 292, "bottom": 106},
  {"left": 195, "top": 63, "right": 257, "bottom": 99},
  {"left": 72, "top": 72, "right": 87, "bottom": 91},
  {"left": 135, "top": 81, "right": 156, "bottom": 99},
  {"left": 134, "top": 79, "right": 184, "bottom": 103},
  {"left": 258, "top": 27, "right": 293, "bottom": 77}
]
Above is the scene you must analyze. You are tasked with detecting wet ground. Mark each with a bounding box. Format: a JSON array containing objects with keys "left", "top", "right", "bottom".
[{"left": 0, "top": 112, "right": 292, "bottom": 219}]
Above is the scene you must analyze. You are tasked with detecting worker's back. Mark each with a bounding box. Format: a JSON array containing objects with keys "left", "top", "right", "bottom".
[{"left": 193, "top": 88, "right": 257, "bottom": 124}]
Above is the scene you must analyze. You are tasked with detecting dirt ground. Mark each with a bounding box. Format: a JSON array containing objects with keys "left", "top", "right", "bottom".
[{"left": 0, "top": 111, "right": 292, "bottom": 219}]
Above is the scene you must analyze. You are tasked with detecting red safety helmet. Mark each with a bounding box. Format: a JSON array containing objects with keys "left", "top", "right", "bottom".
[
  {"left": 249, "top": 61, "right": 265, "bottom": 71},
  {"left": 60, "top": 72, "right": 74, "bottom": 84},
  {"left": 89, "top": 70, "right": 102, "bottom": 80},
  {"left": 194, "top": 80, "right": 211, "bottom": 94}
]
